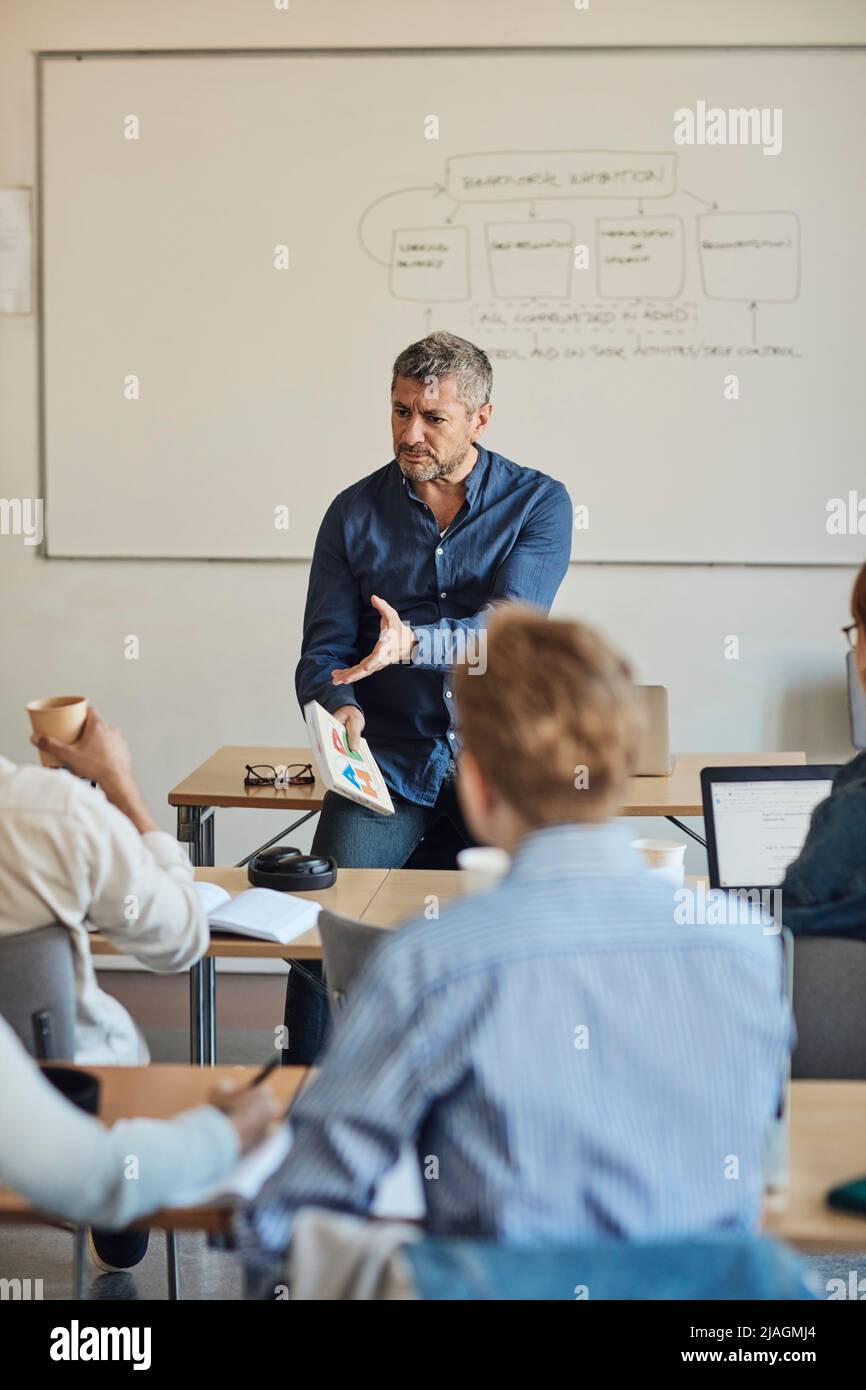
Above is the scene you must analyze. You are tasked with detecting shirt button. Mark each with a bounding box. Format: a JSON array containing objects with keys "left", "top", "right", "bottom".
[
  {"left": 448, "top": 732, "right": 455, "bottom": 740},
  {"left": 445, "top": 690, "right": 452, "bottom": 699},
  {"left": 440, "top": 591, "right": 447, "bottom": 598},
  {"left": 436, "top": 547, "right": 444, "bottom": 556}
]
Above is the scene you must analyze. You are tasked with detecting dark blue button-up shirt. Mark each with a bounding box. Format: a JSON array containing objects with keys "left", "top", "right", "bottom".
[{"left": 295, "top": 444, "right": 573, "bottom": 806}]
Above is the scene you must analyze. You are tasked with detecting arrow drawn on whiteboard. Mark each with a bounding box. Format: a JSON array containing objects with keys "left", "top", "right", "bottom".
[
  {"left": 424, "top": 307, "right": 432, "bottom": 334},
  {"left": 682, "top": 189, "right": 718, "bottom": 211},
  {"left": 357, "top": 183, "right": 448, "bottom": 265},
  {"left": 748, "top": 301, "right": 758, "bottom": 346}
]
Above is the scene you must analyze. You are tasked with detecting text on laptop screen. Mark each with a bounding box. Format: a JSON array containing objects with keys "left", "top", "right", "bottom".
[{"left": 710, "top": 779, "right": 832, "bottom": 887}]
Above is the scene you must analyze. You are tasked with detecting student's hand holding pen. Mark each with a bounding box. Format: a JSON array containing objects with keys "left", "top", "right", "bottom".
[{"left": 210, "top": 1076, "right": 279, "bottom": 1155}]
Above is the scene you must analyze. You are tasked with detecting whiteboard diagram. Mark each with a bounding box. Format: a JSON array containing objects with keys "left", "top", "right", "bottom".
[{"left": 358, "top": 150, "right": 800, "bottom": 359}]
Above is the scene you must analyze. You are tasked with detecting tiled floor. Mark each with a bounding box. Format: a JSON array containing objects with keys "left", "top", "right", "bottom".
[
  {"left": 0, "top": 1225, "right": 242, "bottom": 1301},
  {"left": 1, "top": 1220, "right": 860, "bottom": 1303}
]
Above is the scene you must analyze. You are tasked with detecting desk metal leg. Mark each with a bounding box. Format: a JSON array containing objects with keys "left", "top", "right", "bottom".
[
  {"left": 189, "top": 961, "right": 206, "bottom": 1065},
  {"left": 203, "top": 956, "right": 217, "bottom": 1066},
  {"left": 234, "top": 810, "right": 316, "bottom": 867},
  {"left": 188, "top": 950, "right": 217, "bottom": 1065},
  {"left": 179, "top": 806, "right": 215, "bottom": 1064},
  {"left": 177, "top": 804, "right": 215, "bottom": 868},
  {"left": 167, "top": 1231, "right": 181, "bottom": 1299},
  {"left": 73, "top": 1227, "right": 87, "bottom": 1300}
]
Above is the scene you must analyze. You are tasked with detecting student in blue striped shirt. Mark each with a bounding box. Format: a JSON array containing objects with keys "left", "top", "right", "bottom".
[{"left": 241, "top": 607, "right": 790, "bottom": 1274}]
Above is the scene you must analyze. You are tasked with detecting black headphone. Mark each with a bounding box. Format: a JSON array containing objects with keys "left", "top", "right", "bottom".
[{"left": 247, "top": 845, "right": 337, "bottom": 892}]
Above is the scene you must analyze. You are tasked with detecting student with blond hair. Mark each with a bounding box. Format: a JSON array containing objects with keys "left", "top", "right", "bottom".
[{"left": 241, "top": 607, "right": 790, "bottom": 1275}]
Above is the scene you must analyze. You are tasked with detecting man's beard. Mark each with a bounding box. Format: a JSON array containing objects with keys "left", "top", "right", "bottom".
[{"left": 397, "top": 438, "right": 471, "bottom": 483}]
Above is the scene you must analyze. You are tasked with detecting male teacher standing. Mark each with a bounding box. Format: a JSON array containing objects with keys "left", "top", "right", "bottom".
[{"left": 286, "top": 332, "right": 572, "bottom": 1060}]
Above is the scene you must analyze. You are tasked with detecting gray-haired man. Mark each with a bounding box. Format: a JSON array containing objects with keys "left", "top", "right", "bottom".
[{"left": 286, "top": 332, "right": 572, "bottom": 1060}]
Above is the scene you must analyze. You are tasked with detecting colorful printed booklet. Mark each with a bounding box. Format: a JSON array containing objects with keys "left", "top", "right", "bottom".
[{"left": 304, "top": 700, "right": 395, "bottom": 816}]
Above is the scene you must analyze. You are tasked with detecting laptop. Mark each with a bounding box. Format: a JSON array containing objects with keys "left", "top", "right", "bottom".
[
  {"left": 634, "top": 685, "right": 673, "bottom": 776},
  {"left": 700, "top": 763, "right": 839, "bottom": 1190},
  {"left": 701, "top": 764, "right": 839, "bottom": 892}
]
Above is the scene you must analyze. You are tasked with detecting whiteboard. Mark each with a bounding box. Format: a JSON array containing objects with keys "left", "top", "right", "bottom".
[{"left": 40, "top": 49, "right": 866, "bottom": 562}]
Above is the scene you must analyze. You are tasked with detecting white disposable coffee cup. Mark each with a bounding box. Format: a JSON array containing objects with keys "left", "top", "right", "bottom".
[
  {"left": 631, "top": 837, "right": 687, "bottom": 888},
  {"left": 26, "top": 696, "right": 88, "bottom": 768},
  {"left": 456, "top": 846, "right": 511, "bottom": 895}
]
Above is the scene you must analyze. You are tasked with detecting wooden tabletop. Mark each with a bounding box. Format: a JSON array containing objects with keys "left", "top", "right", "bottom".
[
  {"left": 88, "top": 868, "right": 467, "bottom": 960},
  {"left": 364, "top": 868, "right": 466, "bottom": 927},
  {"left": 765, "top": 1080, "right": 866, "bottom": 1251},
  {"left": 2, "top": 1070, "right": 863, "bottom": 1248},
  {"left": 168, "top": 746, "right": 806, "bottom": 817},
  {"left": 88, "top": 867, "right": 389, "bottom": 960},
  {"left": 82, "top": 872, "right": 737, "bottom": 964},
  {"left": 620, "top": 751, "right": 806, "bottom": 817},
  {"left": 0, "top": 1064, "right": 308, "bottom": 1233},
  {"left": 168, "top": 746, "right": 326, "bottom": 810}
]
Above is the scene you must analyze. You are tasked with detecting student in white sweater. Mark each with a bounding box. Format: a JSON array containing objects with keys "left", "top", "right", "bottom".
[
  {"left": 0, "top": 708, "right": 216, "bottom": 1273},
  {"left": 0, "top": 709, "right": 207, "bottom": 1065},
  {"left": 0, "top": 1013, "right": 276, "bottom": 1229}
]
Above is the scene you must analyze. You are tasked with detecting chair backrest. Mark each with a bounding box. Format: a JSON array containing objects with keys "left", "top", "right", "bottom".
[
  {"left": 791, "top": 934, "right": 866, "bottom": 1079},
  {"left": 0, "top": 926, "right": 77, "bottom": 1060},
  {"left": 403, "top": 1234, "right": 816, "bottom": 1301},
  {"left": 319, "top": 910, "right": 388, "bottom": 1017}
]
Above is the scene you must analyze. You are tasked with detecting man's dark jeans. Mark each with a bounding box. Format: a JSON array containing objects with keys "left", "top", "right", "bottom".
[{"left": 281, "top": 766, "right": 474, "bottom": 1065}]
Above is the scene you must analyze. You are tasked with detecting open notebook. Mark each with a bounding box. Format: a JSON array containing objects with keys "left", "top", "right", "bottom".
[{"left": 195, "top": 881, "right": 321, "bottom": 946}]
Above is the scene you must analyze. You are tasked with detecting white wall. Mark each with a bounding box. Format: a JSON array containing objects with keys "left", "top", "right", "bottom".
[{"left": 1, "top": 1, "right": 863, "bottom": 873}]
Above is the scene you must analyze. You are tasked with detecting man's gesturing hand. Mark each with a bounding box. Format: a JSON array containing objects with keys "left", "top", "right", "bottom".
[{"left": 332, "top": 595, "right": 416, "bottom": 686}]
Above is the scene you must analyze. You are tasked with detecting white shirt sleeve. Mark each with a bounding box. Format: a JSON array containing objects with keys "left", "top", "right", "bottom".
[
  {"left": 0, "top": 1017, "right": 239, "bottom": 1228},
  {"left": 71, "top": 780, "right": 209, "bottom": 972}
]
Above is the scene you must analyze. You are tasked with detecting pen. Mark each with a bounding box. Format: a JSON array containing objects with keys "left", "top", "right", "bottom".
[{"left": 250, "top": 1057, "right": 281, "bottom": 1088}]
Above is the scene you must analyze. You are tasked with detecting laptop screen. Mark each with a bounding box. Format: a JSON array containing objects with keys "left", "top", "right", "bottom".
[{"left": 709, "top": 776, "right": 833, "bottom": 888}]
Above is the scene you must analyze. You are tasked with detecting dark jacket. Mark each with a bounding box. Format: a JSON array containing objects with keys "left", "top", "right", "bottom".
[{"left": 781, "top": 751, "right": 866, "bottom": 938}]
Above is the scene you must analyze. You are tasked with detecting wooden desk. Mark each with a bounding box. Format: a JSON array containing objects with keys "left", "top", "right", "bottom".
[
  {"left": 168, "top": 745, "right": 807, "bottom": 866},
  {"left": 0, "top": 1062, "right": 308, "bottom": 1300},
  {"left": 90, "top": 867, "right": 454, "bottom": 1067},
  {"left": 89, "top": 869, "right": 388, "bottom": 1067},
  {"left": 91, "top": 867, "right": 459, "bottom": 959},
  {"left": 3, "top": 1071, "right": 862, "bottom": 1272},
  {"left": 160, "top": 744, "right": 804, "bottom": 1064},
  {"left": 364, "top": 868, "right": 465, "bottom": 927},
  {"left": 766, "top": 1081, "right": 866, "bottom": 1252},
  {"left": 89, "top": 868, "right": 388, "bottom": 963},
  {"left": 0, "top": 1063, "right": 308, "bottom": 1231},
  {"left": 168, "top": 745, "right": 325, "bottom": 867},
  {"left": 621, "top": 751, "right": 806, "bottom": 820}
]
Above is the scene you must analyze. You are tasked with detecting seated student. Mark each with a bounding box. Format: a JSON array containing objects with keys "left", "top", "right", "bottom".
[
  {"left": 239, "top": 607, "right": 790, "bottom": 1280},
  {"left": 0, "top": 708, "right": 209, "bottom": 1273},
  {"left": 0, "top": 1013, "right": 276, "bottom": 1230},
  {"left": 781, "top": 561, "right": 866, "bottom": 937},
  {"left": 0, "top": 708, "right": 207, "bottom": 1065}
]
